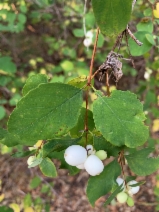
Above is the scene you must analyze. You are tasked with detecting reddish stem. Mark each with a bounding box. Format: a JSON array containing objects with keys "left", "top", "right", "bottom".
[
  {"left": 84, "top": 89, "right": 89, "bottom": 147},
  {"left": 87, "top": 27, "right": 100, "bottom": 85},
  {"left": 118, "top": 151, "right": 128, "bottom": 189},
  {"left": 106, "top": 72, "right": 110, "bottom": 96}
]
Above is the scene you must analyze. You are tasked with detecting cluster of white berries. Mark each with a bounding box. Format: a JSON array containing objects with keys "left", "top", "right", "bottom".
[
  {"left": 116, "top": 177, "right": 140, "bottom": 207},
  {"left": 64, "top": 144, "right": 107, "bottom": 176},
  {"left": 83, "top": 31, "right": 94, "bottom": 47}
]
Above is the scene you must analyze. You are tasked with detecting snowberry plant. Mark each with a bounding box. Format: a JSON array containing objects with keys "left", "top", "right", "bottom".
[{"left": 1, "top": 0, "right": 159, "bottom": 207}]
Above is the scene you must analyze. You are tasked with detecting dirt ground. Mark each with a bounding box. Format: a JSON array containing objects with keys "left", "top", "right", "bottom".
[{"left": 0, "top": 153, "right": 158, "bottom": 212}]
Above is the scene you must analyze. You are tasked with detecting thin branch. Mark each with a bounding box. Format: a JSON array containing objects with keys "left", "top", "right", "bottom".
[
  {"left": 106, "top": 72, "right": 110, "bottom": 96},
  {"left": 84, "top": 89, "right": 89, "bottom": 147},
  {"left": 118, "top": 151, "right": 128, "bottom": 189},
  {"left": 83, "top": 0, "right": 87, "bottom": 37},
  {"left": 127, "top": 27, "right": 143, "bottom": 46},
  {"left": 124, "top": 30, "right": 135, "bottom": 68},
  {"left": 87, "top": 27, "right": 100, "bottom": 85}
]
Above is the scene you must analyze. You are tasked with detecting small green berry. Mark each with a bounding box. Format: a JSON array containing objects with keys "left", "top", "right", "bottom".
[
  {"left": 95, "top": 150, "right": 107, "bottom": 160},
  {"left": 116, "top": 192, "right": 128, "bottom": 203},
  {"left": 127, "top": 196, "right": 134, "bottom": 207}
]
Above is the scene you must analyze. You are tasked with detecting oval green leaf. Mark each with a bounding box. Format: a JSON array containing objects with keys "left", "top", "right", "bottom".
[
  {"left": 39, "top": 157, "right": 57, "bottom": 177},
  {"left": 8, "top": 83, "right": 83, "bottom": 143},
  {"left": 126, "top": 148, "right": 159, "bottom": 176},
  {"left": 93, "top": 90, "right": 149, "bottom": 148},
  {"left": 86, "top": 160, "right": 121, "bottom": 206},
  {"left": 92, "top": 0, "right": 133, "bottom": 36},
  {"left": 129, "top": 31, "right": 153, "bottom": 56},
  {"left": 22, "top": 74, "right": 48, "bottom": 96}
]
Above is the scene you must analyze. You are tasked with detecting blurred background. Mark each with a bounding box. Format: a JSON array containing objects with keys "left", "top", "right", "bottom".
[{"left": 0, "top": 0, "right": 159, "bottom": 211}]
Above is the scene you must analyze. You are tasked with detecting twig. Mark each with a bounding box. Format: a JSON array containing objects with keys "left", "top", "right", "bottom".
[
  {"left": 118, "top": 151, "right": 128, "bottom": 189},
  {"left": 83, "top": 0, "right": 87, "bottom": 37},
  {"left": 84, "top": 90, "right": 89, "bottom": 147},
  {"left": 106, "top": 72, "right": 110, "bottom": 96},
  {"left": 124, "top": 30, "right": 135, "bottom": 68},
  {"left": 87, "top": 27, "right": 100, "bottom": 85},
  {"left": 138, "top": 201, "right": 158, "bottom": 206},
  {"left": 112, "top": 31, "right": 124, "bottom": 52},
  {"left": 127, "top": 27, "right": 143, "bottom": 46}
]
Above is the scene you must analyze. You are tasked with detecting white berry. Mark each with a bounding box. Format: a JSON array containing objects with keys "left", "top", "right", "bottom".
[
  {"left": 116, "top": 192, "right": 128, "bottom": 203},
  {"left": 86, "top": 144, "right": 94, "bottom": 155},
  {"left": 83, "top": 38, "right": 92, "bottom": 47},
  {"left": 64, "top": 145, "right": 87, "bottom": 166},
  {"left": 84, "top": 155, "right": 104, "bottom": 176},
  {"left": 116, "top": 177, "right": 125, "bottom": 191},
  {"left": 95, "top": 150, "right": 107, "bottom": 160},
  {"left": 86, "top": 31, "right": 94, "bottom": 39},
  {"left": 27, "top": 156, "right": 36, "bottom": 166},
  {"left": 76, "top": 163, "right": 85, "bottom": 169},
  {"left": 127, "top": 180, "right": 140, "bottom": 195}
]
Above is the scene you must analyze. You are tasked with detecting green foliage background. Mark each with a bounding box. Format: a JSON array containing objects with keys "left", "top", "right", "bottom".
[{"left": 0, "top": 0, "right": 159, "bottom": 211}]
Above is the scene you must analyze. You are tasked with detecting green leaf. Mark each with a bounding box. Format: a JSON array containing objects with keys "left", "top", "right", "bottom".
[
  {"left": 0, "top": 206, "right": 14, "bottom": 212},
  {"left": 143, "top": 8, "right": 152, "bottom": 17},
  {"left": 104, "top": 184, "right": 123, "bottom": 206},
  {"left": 8, "top": 83, "right": 83, "bottom": 143},
  {"left": 20, "top": 5, "right": 27, "bottom": 13},
  {"left": 49, "top": 151, "right": 80, "bottom": 175},
  {"left": 70, "top": 108, "right": 95, "bottom": 136},
  {"left": 126, "top": 148, "right": 159, "bottom": 176},
  {"left": 73, "top": 29, "right": 84, "bottom": 37},
  {"left": 23, "top": 194, "right": 32, "bottom": 208},
  {"left": 30, "top": 176, "right": 41, "bottom": 189},
  {"left": 0, "top": 56, "right": 16, "bottom": 75},
  {"left": 67, "top": 75, "right": 87, "bottom": 89},
  {"left": 42, "top": 136, "right": 82, "bottom": 157},
  {"left": 126, "top": 175, "right": 136, "bottom": 183},
  {"left": 39, "top": 157, "right": 57, "bottom": 177},
  {"left": 28, "top": 157, "right": 43, "bottom": 168},
  {"left": 92, "top": 0, "right": 133, "bottom": 36},
  {"left": 92, "top": 33, "right": 105, "bottom": 47},
  {"left": 137, "top": 20, "right": 153, "bottom": 33},
  {"left": 12, "top": 150, "right": 36, "bottom": 158},
  {"left": 129, "top": 181, "right": 145, "bottom": 187},
  {"left": 145, "top": 34, "right": 155, "bottom": 45},
  {"left": 85, "top": 13, "right": 95, "bottom": 27},
  {"left": 0, "top": 56, "right": 16, "bottom": 86},
  {"left": 93, "top": 90, "right": 149, "bottom": 148},
  {"left": 93, "top": 136, "right": 122, "bottom": 157},
  {"left": 60, "top": 60, "right": 74, "bottom": 72},
  {"left": 22, "top": 74, "right": 48, "bottom": 96},
  {"left": 0, "top": 106, "right": 6, "bottom": 120},
  {"left": 86, "top": 160, "right": 121, "bottom": 206},
  {"left": 9, "top": 94, "right": 21, "bottom": 106},
  {"left": 0, "top": 128, "right": 19, "bottom": 147},
  {"left": 129, "top": 31, "right": 153, "bottom": 56},
  {"left": 18, "top": 13, "right": 27, "bottom": 24}
]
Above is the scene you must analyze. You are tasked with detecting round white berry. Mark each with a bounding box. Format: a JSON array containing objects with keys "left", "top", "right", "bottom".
[
  {"left": 116, "top": 192, "right": 128, "bottom": 203},
  {"left": 27, "top": 156, "right": 36, "bottom": 166},
  {"left": 76, "top": 163, "right": 85, "bottom": 169},
  {"left": 95, "top": 150, "right": 107, "bottom": 160},
  {"left": 116, "top": 177, "right": 125, "bottom": 191},
  {"left": 84, "top": 155, "right": 104, "bottom": 176},
  {"left": 86, "top": 144, "right": 94, "bottom": 155},
  {"left": 64, "top": 145, "right": 87, "bottom": 166},
  {"left": 86, "top": 30, "right": 94, "bottom": 39},
  {"left": 83, "top": 38, "right": 92, "bottom": 47},
  {"left": 116, "top": 177, "right": 124, "bottom": 186},
  {"left": 127, "top": 180, "right": 140, "bottom": 195}
]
